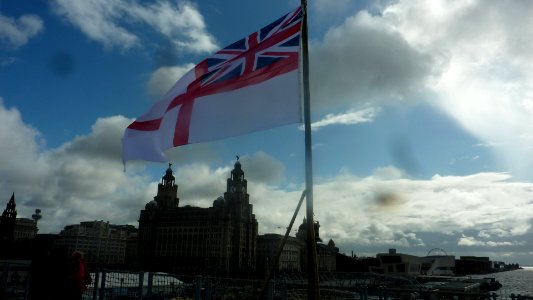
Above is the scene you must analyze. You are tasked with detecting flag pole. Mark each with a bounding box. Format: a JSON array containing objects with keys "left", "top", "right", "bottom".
[{"left": 301, "top": 1, "right": 320, "bottom": 299}]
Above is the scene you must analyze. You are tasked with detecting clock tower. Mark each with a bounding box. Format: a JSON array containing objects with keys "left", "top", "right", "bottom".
[
  {"left": 155, "top": 163, "right": 179, "bottom": 208},
  {"left": 226, "top": 159, "right": 247, "bottom": 195},
  {"left": 138, "top": 159, "right": 258, "bottom": 276},
  {"left": 223, "top": 158, "right": 257, "bottom": 276}
]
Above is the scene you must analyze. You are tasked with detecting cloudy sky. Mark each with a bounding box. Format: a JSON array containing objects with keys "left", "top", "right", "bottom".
[{"left": 1, "top": 0, "right": 533, "bottom": 265}]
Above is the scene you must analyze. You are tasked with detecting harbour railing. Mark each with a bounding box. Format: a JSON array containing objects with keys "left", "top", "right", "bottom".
[
  {"left": 83, "top": 271, "right": 265, "bottom": 300},
  {"left": 1, "top": 261, "right": 532, "bottom": 300}
]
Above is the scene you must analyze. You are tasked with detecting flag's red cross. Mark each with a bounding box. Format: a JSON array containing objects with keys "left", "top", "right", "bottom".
[{"left": 128, "top": 8, "right": 302, "bottom": 146}]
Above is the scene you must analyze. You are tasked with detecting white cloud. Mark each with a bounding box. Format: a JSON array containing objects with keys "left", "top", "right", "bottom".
[
  {"left": 305, "top": 107, "right": 380, "bottom": 131},
  {"left": 147, "top": 64, "right": 195, "bottom": 98},
  {"left": 237, "top": 152, "right": 286, "bottom": 184},
  {"left": 127, "top": 1, "right": 216, "bottom": 53},
  {"left": 449, "top": 155, "right": 481, "bottom": 166},
  {"left": 314, "top": 170, "right": 533, "bottom": 255},
  {"left": 57, "top": 116, "right": 129, "bottom": 161},
  {"left": 486, "top": 241, "right": 526, "bottom": 247},
  {"left": 249, "top": 165, "right": 533, "bottom": 262},
  {"left": 351, "top": 0, "right": 533, "bottom": 180},
  {"left": 0, "top": 12, "right": 43, "bottom": 49},
  {"left": 458, "top": 235, "right": 484, "bottom": 247},
  {"left": 372, "top": 166, "right": 406, "bottom": 180},
  {"left": 52, "top": 0, "right": 137, "bottom": 49},
  {"left": 312, "top": 0, "right": 353, "bottom": 19},
  {"left": 310, "top": 9, "right": 442, "bottom": 111},
  {"left": 172, "top": 163, "right": 229, "bottom": 207},
  {"left": 0, "top": 99, "right": 289, "bottom": 233},
  {"left": 309, "top": 0, "right": 533, "bottom": 179},
  {"left": 478, "top": 230, "right": 491, "bottom": 239},
  {"left": 1, "top": 99, "right": 533, "bottom": 263},
  {"left": 0, "top": 56, "right": 20, "bottom": 68},
  {"left": 459, "top": 235, "right": 526, "bottom": 248},
  {"left": 0, "top": 100, "right": 50, "bottom": 202},
  {"left": 0, "top": 99, "right": 151, "bottom": 232},
  {"left": 51, "top": 0, "right": 217, "bottom": 53}
]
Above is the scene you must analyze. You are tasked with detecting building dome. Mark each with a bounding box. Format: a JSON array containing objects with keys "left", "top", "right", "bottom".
[
  {"left": 161, "top": 163, "right": 175, "bottom": 186},
  {"left": 145, "top": 200, "right": 158, "bottom": 210},
  {"left": 163, "top": 165, "right": 175, "bottom": 180},
  {"left": 213, "top": 196, "right": 225, "bottom": 207},
  {"left": 231, "top": 157, "right": 244, "bottom": 181}
]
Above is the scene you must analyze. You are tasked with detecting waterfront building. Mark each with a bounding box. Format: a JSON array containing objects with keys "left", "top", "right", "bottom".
[
  {"left": 257, "top": 233, "right": 304, "bottom": 274},
  {"left": 492, "top": 261, "right": 505, "bottom": 269},
  {"left": 318, "top": 239, "right": 339, "bottom": 271},
  {"left": 14, "top": 218, "right": 37, "bottom": 239},
  {"left": 54, "top": 220, "right": 137, "bottom": 265},
  {"left": 372, "top": 248, "right": 455, "bottom": 276},
  {"left": 124, "top": 232, "right": 138, "bottom": 267},
  {"left": 455, "top": 256, "right": 492, "bottom": 274},
  {"left": 295, "top": 218, "right": 338, "bottom": 272},
  {"left": 137, "top": 161, "right": 258, "bottom": 277}
]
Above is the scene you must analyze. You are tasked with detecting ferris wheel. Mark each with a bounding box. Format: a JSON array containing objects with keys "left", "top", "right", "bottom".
[{"left": 426, "top": 248, "right": 448, "bottom": 256}]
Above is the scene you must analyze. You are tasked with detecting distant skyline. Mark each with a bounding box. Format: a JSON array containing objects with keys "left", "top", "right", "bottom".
[{"left": 1, "top": 0, "right": 533, "bottom": 265}]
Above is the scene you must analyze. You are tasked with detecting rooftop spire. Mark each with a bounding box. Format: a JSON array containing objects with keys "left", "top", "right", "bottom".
[
  {"left": 2, "top": 193, "right": 17, "bottom": 219},
  {"left": 162, "top": 163, "right": 175, "bottom": 186},
  {"left": 231, "top": 157, "right": 244, "bottom": 181},
  {"left": 0, "top": 193, "right": 17, "bottom": 242}
]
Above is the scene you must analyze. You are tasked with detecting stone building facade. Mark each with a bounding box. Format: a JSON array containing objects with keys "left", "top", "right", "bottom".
[
  {"left": 137, "top": 161, "right": 258, "bottom": 277},
  {"left": 257, "top": 234, "right": 304, "bottom": 274},
  {"left": 14, "top": 218, "right": 38, "bottom": 239},
  {"left": 55, "top": 220, "right": 137, "bottom": 265},
  {"left": 295, "top": 218, "right": 338, "bottom": 272},
  {"left": 256, "top": 218, "right": 339, "bottom": 276}
]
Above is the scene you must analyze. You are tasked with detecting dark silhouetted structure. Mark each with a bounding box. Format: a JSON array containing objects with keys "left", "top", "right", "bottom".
[
  {"left": 295, "top": 218, "right": 338, "bottom": 272},
  {"left": 0, "top": 193, "right": 17, "bottom": 258},
  {"left": 257, "top": 233, "right": 304, "bottom": 275},
  {"left": 455, "top": 256, "right": 492, "bottom": 275},
  {"left": 0, "top": 193, "right": 17, "bottom": 243},
  {"left": 138, "top": 161, "right": 258, "bottom": 277},
  {"left": 55, "top": 221, "right": 137, "bottom": 267}
]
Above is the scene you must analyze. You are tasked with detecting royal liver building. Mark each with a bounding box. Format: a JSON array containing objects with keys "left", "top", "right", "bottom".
[{"left": 137, "top": 160, "right": 258, "bottom": 277}]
